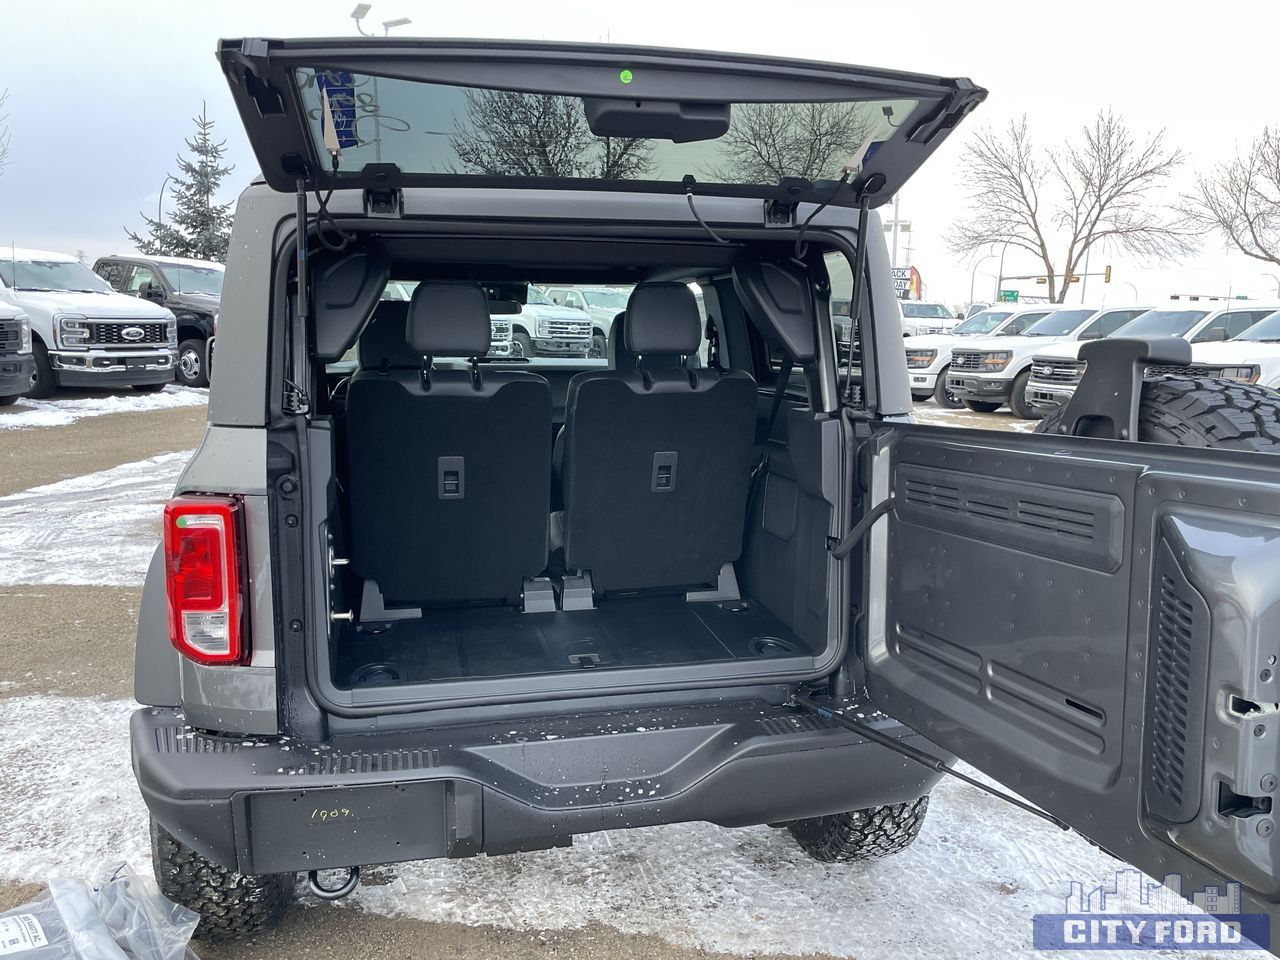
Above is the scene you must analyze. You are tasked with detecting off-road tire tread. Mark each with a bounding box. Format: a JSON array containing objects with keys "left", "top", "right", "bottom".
[
  {"left": 150, "top": 820, "right": 294, "bottom": 941},
  {"left": 1035, "top": 376, "right": 1280, "bottom": 452},
  {"left": 787, "top": 796, "right": 929, "bottom": 863}
]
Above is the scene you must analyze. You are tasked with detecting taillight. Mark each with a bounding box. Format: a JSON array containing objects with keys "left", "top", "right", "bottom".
[{"left": 163, "top": 495, "right": 248, "bottom": 665}]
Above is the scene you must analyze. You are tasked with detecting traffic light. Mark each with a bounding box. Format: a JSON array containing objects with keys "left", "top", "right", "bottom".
[
  {"left": 1104, "top": 264, "right": 1112, "bottom": 284},
  {"left": 1035, "top": 276, "right": 1047, "bottom": 285}
]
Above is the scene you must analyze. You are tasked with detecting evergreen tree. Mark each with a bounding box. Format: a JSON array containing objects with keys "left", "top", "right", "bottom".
[{"left": 126, "top": 104, "right": 234, "bottom": 262}]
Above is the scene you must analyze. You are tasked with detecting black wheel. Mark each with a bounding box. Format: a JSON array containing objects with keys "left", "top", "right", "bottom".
[
  {"left": 0, "top": 394, "right": 17, "bottom": 407},
  {"left": 151, "top": 819, "right": 294, "bottom": 941},
  {"left": 176, "top": 338, "right": 209, "bottom": 388},
  {"left": 1036, "top": 376, "right": 1280, "bottom": 452},
  {"left": 1009, "top": 369, "right": 1042, "bottom": 420},
  {"left": 132, "top": 383, "right": 167, "bottom": 393},
  {"left": 788, "top": 796, "right": 930, "bottom": 863},
  {"left": 508, "top": 337, "right": 525, "bottom": 359},
  {"left": 27, "top": 340, "right": 55, "bottom": 399},
  {"left": 512, "top": 332, "right": 534, "bottom": 359},
  {"left": 932, "top": 365, "right": 964, "bottom": 408},
  {"left": 963, "top": 399, "right": 1002, "bottom": 413},
  {"left": 589, "top": 333, "right": 607, "bottom": 359},
  {"left": 911, "top": 391, "right": 932, "bottom": 402}
]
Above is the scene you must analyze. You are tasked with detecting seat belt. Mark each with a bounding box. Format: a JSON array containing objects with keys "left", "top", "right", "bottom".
[{"left": 757, "top": 356, "right": 794, "bottom": 448}]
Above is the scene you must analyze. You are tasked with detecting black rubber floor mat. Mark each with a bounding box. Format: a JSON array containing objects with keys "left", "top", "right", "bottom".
[{"left": 334, "top": 594, "right": 813, "bottom": 688}]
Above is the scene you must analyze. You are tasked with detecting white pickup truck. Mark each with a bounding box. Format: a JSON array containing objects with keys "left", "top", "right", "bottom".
[
  {"left": 1024, "top": 303, "right": 1280, "bottom": 414},
  {"left": 905, "top": 304, "right": 1058, "bottom": 407},
  {"left": 946, "top": 305, "right": 1147, "bottom": 418},
  {"left": 1182, "top": 307, "right": 1280, "bottom": 387},
  {"left": 0, "top": 248, "right": 176, "bottom": 397}
]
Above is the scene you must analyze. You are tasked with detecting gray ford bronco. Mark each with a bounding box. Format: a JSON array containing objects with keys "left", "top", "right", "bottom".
[{"left": 131, "top": 37, "right": 1280, "bottom": 945}]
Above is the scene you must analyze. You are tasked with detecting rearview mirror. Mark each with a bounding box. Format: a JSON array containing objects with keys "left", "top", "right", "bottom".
[
  {"left": 1200, "top": 326, "right": 1229, "bottom": 342},
  {"left": 1078, "top": 328, "right": 1102, "bottom": 340},
  {"left": 584, "top": 98, "right": 731, "bottom": 144},
  {"left": 138, "top": 281, "right": 165, "bottom": 302}
]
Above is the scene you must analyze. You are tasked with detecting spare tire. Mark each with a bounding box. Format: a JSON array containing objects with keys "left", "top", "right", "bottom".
[{"left": 1035, "top": 377, "right": 1280, "bottom": 452}]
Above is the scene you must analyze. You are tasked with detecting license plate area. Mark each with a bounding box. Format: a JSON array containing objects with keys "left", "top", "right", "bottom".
[{"left": 234, "top": 781, "right": 452, "bottom": 873}]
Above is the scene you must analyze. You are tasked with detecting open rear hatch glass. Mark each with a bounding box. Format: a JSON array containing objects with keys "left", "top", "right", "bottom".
[{"left": 218, "top": 38, "right": 985, "bottom": 207}]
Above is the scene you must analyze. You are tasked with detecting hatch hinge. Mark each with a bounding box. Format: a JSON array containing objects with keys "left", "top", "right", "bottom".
[
  {"left": 364, "top": 186, "right": 404, "bottom": 219},
  {"left": 763, "top": 197, "right": 797, "bottom": 228}
]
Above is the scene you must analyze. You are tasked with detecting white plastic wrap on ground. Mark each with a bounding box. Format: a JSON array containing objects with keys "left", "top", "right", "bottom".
[
  {"left": 0, "top": 695, "right": 1263, "bottom": 959},
  {"left": 0, "top": 451, "right": 188, "bottom": 586},
  {"left": 0, "top": 386, "right": 207, "bottom": 430}
]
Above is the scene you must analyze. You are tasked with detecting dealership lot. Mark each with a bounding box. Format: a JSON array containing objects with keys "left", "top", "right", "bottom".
[{"left": 0, "top": 389, "right": 1257, "bottom": 960}]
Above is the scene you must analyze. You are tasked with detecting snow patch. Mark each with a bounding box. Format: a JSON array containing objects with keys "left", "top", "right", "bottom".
[
  {"left": 0, "top": 694, "right": 1263, "bottom": 959},
  {"left": 0, "top": 451, "right": 188, "bottom": 586},
  {"left": 0, "top": 696, "right": 149, "bottom": 882},
  {"left": 0, "top": 386, "right": 206, "bottom": 431}
]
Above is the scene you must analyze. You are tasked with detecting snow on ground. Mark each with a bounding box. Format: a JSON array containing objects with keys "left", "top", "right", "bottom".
[
  {"left": 0, "top": 451, "right": 188, "bottom": 586},
  {"left": 0, "top": 386, "right": 206, "bottom": 430},
  {"left": 0, "top": 692, "right": 1263, "bottom": 959},
  {"left": 909, "top": 402, "right": 1039, "bottom": 433}
]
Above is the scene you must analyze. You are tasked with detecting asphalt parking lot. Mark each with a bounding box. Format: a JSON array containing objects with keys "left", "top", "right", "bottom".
[{"left": 1, "top": 390, "right": 1244, "bottom": 960}]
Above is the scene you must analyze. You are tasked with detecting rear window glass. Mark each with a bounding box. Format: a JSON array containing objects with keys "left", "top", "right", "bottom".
[
  {"left": 901, "top": 303, "right": 952, "bottom": 319},
  {"left": 297, "top": 69, "right": 919, "bottom": 188}
]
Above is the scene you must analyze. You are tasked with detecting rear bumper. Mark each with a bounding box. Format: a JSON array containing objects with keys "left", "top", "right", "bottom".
[
  {"left": 1026, "top": 380, "right": 1075, "bottom": 411},
  {"left": 0, "top": 354, "right": 34, "bottom": 396},
  {"left": 132, "top": 697, "right": 943, "bottom": 875},
  {"left": 946, "top": 373, "right": 1014, "bottom": 402}
]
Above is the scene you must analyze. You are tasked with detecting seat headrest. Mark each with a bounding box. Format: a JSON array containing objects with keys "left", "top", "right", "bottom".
[
  {"left": 357, "top": 300, "right": 422, "bottom": 370},
  {"left": 625, "top": 282, "right": 701, "bottom": 356},
  {"left": 407, "top": 281, "right": 492, "bottom": 357},
  {"left": 607, "top": 311, "right": 636, "bottom": 369}
]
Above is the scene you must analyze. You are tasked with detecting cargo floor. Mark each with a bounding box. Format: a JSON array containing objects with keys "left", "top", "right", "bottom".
[{"left": 334, "top": 594, "right": 813, "bottom": 688}]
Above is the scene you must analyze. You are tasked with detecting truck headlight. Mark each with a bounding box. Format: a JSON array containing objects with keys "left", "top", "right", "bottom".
[
  {"left": 905, "top": 348, "right": 937, "bottom": 369},
  {"left": 979, "top": 350, "right": 1013, "bottom": 372},
  {"left": 1219, "top": 365, "right": 1260, "bottom": 384},
  {"left": 56, "top": 314, "right": 89, "bottom": 349},
  {"left": 17, "top": 316, "right": 31, "bottom": 355},
  {"left": 167, "top": 319, "right": 178, "bottom": 347}
]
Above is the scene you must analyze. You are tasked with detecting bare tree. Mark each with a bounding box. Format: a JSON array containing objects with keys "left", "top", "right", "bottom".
[
  {"left": 1186, "top": 127, "right": 1280, "bottom": 269},
  {"left": 0, "top": 90, "right": 10, "bottom": 181},
  {"left": 451, "top": 90, "right": 652, "bottom": 180},
  {"left": 708, "top": 101, "right": 873, "bottom": 184},
  {"left": 948, "top": 110, "right": 1194, "bottom": 302}
]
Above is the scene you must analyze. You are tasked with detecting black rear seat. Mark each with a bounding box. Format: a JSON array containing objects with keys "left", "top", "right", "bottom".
[
  {"left": 345, "top": 283, "right": 552, "bottom": 607},
  {"left": 558, "top": 282, "right": 757, "bottom": 593}
]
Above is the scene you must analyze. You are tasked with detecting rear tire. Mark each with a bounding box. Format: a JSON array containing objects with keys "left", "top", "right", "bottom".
[
  {"left": 911, "top": 391, "right": 932, "bottom": 402},
  {"left": 932, "top": 365, "right": 964, "bottom": 408},
  {"left": 589, "top": 333, "right": 607, "bottom": 359},
  {"left": 131, "top": 383, "right": 167, "bottom": 393},
  {"left": 150, "top": 819, "right": 294, "bottom": 941},
  {"left": 963, "top": 399, "right": 1002, "bottom": 413},
  {"left": 512, "top": 332, "right": 534, "bottom": 359},
  {"left": 27, "top": 341, "right": 55, "bottom": 400},
  {"left": 788, "top": 796, "right": 929, "bottom": 863},
  {"left": 1035, "top": 376, "right": 1280, "bottom": 453},
  {"left": 1009, "top": 369, "right": 1042, "bottom": 420},
  {"left": 0, "top": 394, "right": 17, "bottom": 407}
]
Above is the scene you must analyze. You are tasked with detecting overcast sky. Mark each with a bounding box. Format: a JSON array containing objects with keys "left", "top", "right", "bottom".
[{"left": 2, "top": 0, "right": 1278, "bottom": 304}]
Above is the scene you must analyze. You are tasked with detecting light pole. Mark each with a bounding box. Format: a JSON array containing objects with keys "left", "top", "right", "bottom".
[
  {"left": 1263, "top": 272, "right": 1280, "bottom": 298},
  {"left": 157, "top": 174, "right": 172, "bottom": 224},
  {"left": 994, "top": 241, "right": 1011, "bottom": 301},
  {"left": 969, "top": 250, "right": 998, "bottom": 304},
  {"left": 350, "top": 6, "right": 413, "bottom": 163}
]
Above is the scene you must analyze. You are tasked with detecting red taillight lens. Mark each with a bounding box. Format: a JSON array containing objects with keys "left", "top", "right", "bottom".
[{"left": 163, "top": 495, "right": 248, "bottom": 665}]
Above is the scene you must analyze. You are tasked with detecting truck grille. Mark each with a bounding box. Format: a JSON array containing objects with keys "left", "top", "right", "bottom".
[
  {"left": 1031, "top": 359, "right": 1086, "bottom": 384},
  {"left": 85, "top": 320, "right": 169, "bottom": 348},
  {"left": 0, "top": 320, "right": 19, "bottom": 355},
  {"left": 543, "top": 319, "right": 590, "bottom": 338},
  {"left": 950, "top": 350, "right": 983, "bottom": 371}
]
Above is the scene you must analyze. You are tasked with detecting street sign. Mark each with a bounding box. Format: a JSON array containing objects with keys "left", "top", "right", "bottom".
[{"left": 998, "top": 289, "right": 1019, "bottom": 303}]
